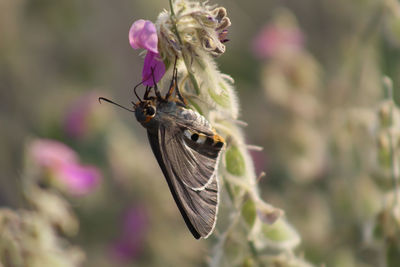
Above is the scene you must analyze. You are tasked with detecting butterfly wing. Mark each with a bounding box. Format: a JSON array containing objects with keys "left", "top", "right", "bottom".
[
  {"left": 172, "top": 107, "right": 224, "bottom": 191},
  {"left": 147, "top": 121, "right": 222, "bottom": 239}
]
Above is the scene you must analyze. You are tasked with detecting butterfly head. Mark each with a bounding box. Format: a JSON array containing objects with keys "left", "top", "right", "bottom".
[{"left": 134, "top": 100, "right": 157, "bottom": 124}]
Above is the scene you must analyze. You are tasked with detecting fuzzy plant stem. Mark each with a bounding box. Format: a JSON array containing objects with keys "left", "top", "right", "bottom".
[
  {"left": 169, "top": 0, "right": 201, "bottom": 95},
  {"left": 384, "top": 77, "right": 400, "bottom": 205},
  {"left": 167, "top": 2, "right": 262, "bottom": 262},
  {"left": 224, "top": 174, "right": 264, "bottom": 265},
  {"left": 156, "top": 1, "right": 306, "bottom": 265}
]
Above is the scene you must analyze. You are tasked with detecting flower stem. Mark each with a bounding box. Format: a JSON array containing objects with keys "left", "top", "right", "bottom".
[
  {"left": 223, "top": 177, "right": 264, "bottom": 265},
  {"left": 168, "top": 0, "right": 201, "bottom": 95},
  {"left": 169, "top": 0, "right": 175, "bottom": 17},
  {"left": 248, "top": 241, "right": 265, "bottom": 267}
]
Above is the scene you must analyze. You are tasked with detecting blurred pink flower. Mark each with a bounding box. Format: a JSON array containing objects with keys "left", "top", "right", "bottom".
[
  {"left": 129, "top": 19, "right": 165, "bottom": 86},
  {"left": 30, "top": 139, "right": 78, "bottom": 168},
  {"left": 64, "top": 93, "right": 96, "bottom": 139},
  {"left": 252, "top": 24, "right": 304, "bottom": 59},
  {"left": 30, "top": 139, "right": 101, "bottom": 196},
  {"left": 57, "top": 164, "right": 101, "bottom": 196},
  {"left": 110, "top": 206, "right": 148, "bottom": 262},
  {"left": 249, "top": 149, "right": 267, "bottom": 177}
]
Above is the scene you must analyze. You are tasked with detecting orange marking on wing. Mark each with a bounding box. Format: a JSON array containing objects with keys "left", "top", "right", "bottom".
[{"left": 213, "top": 134, "right": 225, "bottom": 144}]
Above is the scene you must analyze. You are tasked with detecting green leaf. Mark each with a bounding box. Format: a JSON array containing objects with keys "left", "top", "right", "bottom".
[
  {"left": 262, "top": 219, "right": 294, "bottom": 242},
  {"left": 241, "top": 199, "right": 256, "bottom": 227},
  {"left": 225, "top": 145, "right": 245, "bottom": 176},
  {"left": 378, "top": 145, "right": 391, "bottom": 169},
  {"left": 208, "top": 82, "right": 230, "bottom": 108},
  {"left": 242, "top": 257, "right": 255, "bottom": 267},
  {"left": 387, "top": 239, "right": 400, "bottom": 267}
]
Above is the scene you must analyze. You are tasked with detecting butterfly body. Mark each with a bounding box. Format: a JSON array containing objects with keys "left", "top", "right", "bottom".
[{"left": 134, "top": 95, "right": 224, "bottom": 239}]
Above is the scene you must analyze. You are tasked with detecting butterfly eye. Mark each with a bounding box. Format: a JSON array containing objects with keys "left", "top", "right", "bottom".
[{"left": 145, "top": 106, "right": 156, "bottom": 117}]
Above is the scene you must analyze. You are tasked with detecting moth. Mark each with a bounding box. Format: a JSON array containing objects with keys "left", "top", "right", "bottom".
[{"left": 100, "top": 66, "right": 224, "bottom": 239}]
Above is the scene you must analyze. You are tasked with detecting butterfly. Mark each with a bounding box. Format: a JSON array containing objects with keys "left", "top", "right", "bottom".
[{"left": 99, "top": 64, "right": 224, "bottom": 239}]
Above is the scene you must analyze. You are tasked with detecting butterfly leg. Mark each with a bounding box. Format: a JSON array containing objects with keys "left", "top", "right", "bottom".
[
  {"left": 165, "top": 68, "right": 176, "bottom": 100},
  {"left": 165, "top": 56, "right": 179, "bottom": 100},
  {"left": 143, "top": 86, "right": 152, "bottom": 100},
  {"left": 150, "top": 67, "right": 163, "bottom": 100},
  {"left": 174, "top": 70, "right": 187, "bottom": 106}
]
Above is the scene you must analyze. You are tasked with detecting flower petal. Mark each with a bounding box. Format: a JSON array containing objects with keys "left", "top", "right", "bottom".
[
  {"left": 129, "top": 19, "right": 158, "bottom": 53},
  {"left": 30, "top": 139, "right": 78, "bottom": 168},
  {"left": 252, "top": 24, "right": 304, "bottom": 59},
  {"left": 58, "top": 164, "right": 101, "bottom": 196},
  {"left": 142, "top": 51, "right": 165, "bottom": 86}
]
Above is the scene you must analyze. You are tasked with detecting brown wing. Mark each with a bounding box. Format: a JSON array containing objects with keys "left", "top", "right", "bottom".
[{"left": 147, "top": 124, "right": 222, "bottom": 239}]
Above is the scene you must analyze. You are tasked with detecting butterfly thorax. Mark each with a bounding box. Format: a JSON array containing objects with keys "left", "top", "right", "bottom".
[{"left": 135, "top": 99, "right": 213, "bottom": 136}]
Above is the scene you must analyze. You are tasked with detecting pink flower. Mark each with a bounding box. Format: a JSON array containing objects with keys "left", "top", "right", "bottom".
[
  {"left": 129, "top": 19, "right": 165, "bottom": 86},
  {"left": 30, "top": 139, "right": 78, "bottom": 168},
  {"left": 142, "top": 51, "right": 165, "bottom": 86},
  {"left": 252, "top": 24, "right": 304, "bottom": 59},
  {"left": 129, "top": 20, "right": 158, "bottom": 53},
  {"left": 29, "top": 139, "right": 101, "bottom": 196},
  {"left": 57, "top": 164, "right": 101, "bottom": 196}
]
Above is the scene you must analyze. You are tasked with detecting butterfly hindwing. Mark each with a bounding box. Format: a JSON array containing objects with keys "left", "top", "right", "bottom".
[
  {"left": 171, "top": 107, "right": 223, "bottom": 190},
  {"left": 147, "top": 130, "right": 202, "bottom": 239},
  {"left": 147, "top": 116, "right": 222, "bottom": 238}
]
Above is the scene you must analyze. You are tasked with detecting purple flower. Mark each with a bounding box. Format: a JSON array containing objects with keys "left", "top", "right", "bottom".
[
  {"left": 29, "top": 139, "right": 101, "bottom": 196},
  {"left": 57, "top": 164, "right": 101, "bottom": 196},
  {"left": 252, "top": 23, "right": 304, "bottom": 59},
  {"left": 142, "top": 51, "right": 165, "bottom": 86},
  {"left": 109, "top": 206, "right": 148, "bottom": 262},
  {"left": 64, "top": 92, "right": 96, "bottom": 139},
  {"left": 129, "top": 19, "right": 165, "bottom": 86}
]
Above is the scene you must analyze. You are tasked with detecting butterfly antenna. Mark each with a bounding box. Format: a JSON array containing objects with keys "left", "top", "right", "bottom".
[
  {"left": 98, "top": 97, "right": 135, "bottom": 112},
  {"left": 133, "top": 82, "right": 143, "bottom": 102}
]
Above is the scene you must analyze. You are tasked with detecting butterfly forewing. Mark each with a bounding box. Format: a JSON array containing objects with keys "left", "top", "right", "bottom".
[
  {"left": 147, "top": 127, "right": 220, "bottom": 239},
  {"left": 144, "top": 103, "right": 224, "bottom": 239},
  {"left": 164, "top": 131, "right": 219, "bottom": 191}
]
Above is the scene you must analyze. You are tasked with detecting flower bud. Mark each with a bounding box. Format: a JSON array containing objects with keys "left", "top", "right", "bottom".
[{"left": 378, "top": 100, "right": 394, "bottom": 128}]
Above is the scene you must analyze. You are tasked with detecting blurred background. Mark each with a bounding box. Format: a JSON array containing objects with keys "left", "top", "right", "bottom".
[{"left": 1, "top": 0, "right": 400, "bottom": 266}]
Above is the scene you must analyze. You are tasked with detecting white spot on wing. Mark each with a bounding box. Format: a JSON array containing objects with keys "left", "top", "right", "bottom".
[
  {"left": 184, "top": 129, "right": 192, "bottom": 139},
  {"left": 183, "top": 129, "right": 207, "bottom": 144},
  {"left": 196, "top": 135, "right": 207, "bottom": 144}
]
